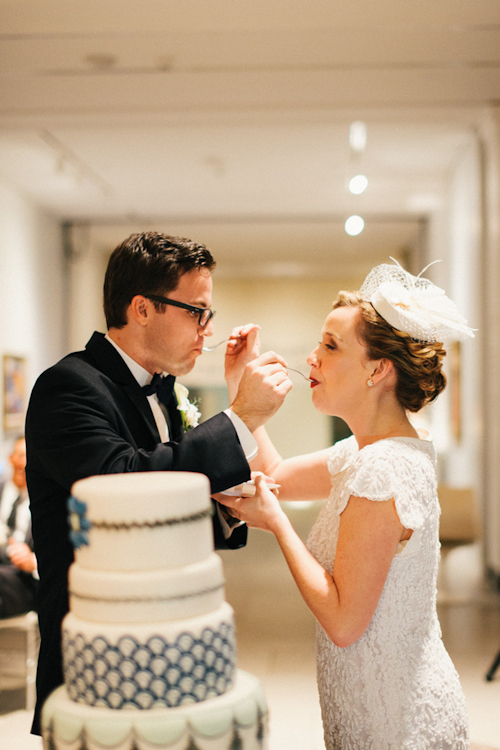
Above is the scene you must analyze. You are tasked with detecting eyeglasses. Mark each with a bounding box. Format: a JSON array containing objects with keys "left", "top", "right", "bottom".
[{"left": 145, "top": 294, "right": 216, "bottom": 328}]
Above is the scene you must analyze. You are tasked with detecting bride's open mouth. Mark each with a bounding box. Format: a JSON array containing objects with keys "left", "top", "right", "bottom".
[{"left": 310, "top": 378, "right": 320, "bottom": 388}]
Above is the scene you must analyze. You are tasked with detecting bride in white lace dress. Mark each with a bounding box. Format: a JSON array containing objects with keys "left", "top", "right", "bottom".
[{"left": 219, "top": 262, "right": 472, "bottom": 749}]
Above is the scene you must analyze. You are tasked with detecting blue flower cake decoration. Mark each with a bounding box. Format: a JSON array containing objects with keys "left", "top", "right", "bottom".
[{"left": 67, "top": 496, "right": 91, "bottom": 549}]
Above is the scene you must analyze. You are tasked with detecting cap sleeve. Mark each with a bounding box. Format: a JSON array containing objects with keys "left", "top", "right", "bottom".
[
  {"left": 344, "top": 440, "right": 432, "bottom": 531},
  {"left": 326, "top": 436, "right": 358, "bottom": 478}
]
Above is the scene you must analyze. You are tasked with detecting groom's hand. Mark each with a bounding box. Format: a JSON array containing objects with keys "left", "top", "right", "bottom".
[
  {"left": 229, "top": 351, "right": 293, "bottom": 432},
  {"left": 224, "top": 323, "right": 261, "bottom": 401}
]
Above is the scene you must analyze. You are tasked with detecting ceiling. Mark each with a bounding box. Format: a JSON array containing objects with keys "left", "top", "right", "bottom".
[{"left": 0, "top": 0, "right": 499, "bottom": 278}]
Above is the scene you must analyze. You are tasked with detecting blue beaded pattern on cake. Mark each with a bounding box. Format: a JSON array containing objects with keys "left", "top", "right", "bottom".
[{"left": 62, "top": 622, "right": 236, "bottom": 709}]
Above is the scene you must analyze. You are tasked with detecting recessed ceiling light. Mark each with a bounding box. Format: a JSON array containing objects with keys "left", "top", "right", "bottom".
[
  {"left": 348, "top": 174, "right": 369, "bottom": 195},
  {"left": 349, "top": 121, "right": 367, "bottom": 153},
  {"left": 345, "top": 215, "right": 365, "bottom": 236}
]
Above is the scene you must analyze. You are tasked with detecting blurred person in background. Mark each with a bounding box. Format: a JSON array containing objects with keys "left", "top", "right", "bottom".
[{"left": 0, "top": 435, "right": 37, "bottom": 618}]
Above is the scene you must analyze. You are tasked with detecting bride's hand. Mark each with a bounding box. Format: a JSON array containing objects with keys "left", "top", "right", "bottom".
[
  {"left": 250, "top": 471, "right": 275, "bottom": 485},
  {"left": 215, "top": 474, "right": 286, "bottom": 534},
  {"left": 224, "top": 323, "right": 260, "bottom": 400}
]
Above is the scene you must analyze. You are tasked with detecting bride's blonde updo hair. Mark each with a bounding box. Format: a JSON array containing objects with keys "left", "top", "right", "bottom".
[{"left": 333, "top": 291, "right": 447, "bottom": 413}]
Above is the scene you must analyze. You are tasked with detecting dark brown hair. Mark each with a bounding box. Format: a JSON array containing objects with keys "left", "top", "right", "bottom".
[
  {"left": 334, "top": 291, "right": 447, "bottom": 412},
  {"left": 103, "top": 232, "right": 216, "bottom": 329}
]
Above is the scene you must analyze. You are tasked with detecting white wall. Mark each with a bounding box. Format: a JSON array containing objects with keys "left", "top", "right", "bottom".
[
  {"left": 0, "top": 177, "right": 65, "bottom": 466},
  {"left": 478, "top": 108, "right": 500, "bottom": 576},
  {"left": 427, "top": 134, "right": 483, "bottom": 485},
  {"left": 425, "top": 131, "right": 493, "bottom": 571},
  {"left": 65, "top": 223, "right": 108, "bottom": 353}
]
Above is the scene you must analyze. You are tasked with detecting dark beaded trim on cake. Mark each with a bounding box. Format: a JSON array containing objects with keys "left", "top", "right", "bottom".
[
  {"left": 90, "top": 507, "right": 212, "bottom": 531},
  {"left": 69, "top": 581, "right": 225, "bottom": 603}
]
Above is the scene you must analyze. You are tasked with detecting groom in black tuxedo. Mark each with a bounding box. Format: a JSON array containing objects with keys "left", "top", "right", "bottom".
[{"left": 25, "top": 231, "right": 292, "bottom": 734}]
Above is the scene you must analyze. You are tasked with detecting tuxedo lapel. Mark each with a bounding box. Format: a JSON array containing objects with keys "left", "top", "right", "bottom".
[
  {"left": 84, "top": 332, "right": 160, "bottom": 443},
  {"left": 123, "top": 382, "right": 161, "bottom": 442}
]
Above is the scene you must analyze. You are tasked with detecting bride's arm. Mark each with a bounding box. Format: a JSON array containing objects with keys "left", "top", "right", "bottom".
[
  {"left": 250, "top": 428, "right": 332, "bottom": 501},
  {"left": 232, "top": 366, "right": 332, "bottom": 500},
  {"left": 220, "top": 476, "right": 405, "bottom": 648},
  {"left": 223, "top": 326, "right": 331, "bottom": 499}
]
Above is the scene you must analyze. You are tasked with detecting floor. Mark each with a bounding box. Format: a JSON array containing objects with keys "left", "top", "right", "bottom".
[{"left": 1, "top": 521, "right": 499, "bottom": 749}]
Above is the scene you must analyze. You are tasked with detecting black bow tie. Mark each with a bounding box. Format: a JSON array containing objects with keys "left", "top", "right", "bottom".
[{"left": 142, "top": 373, "right": 176, "bottom": 403}]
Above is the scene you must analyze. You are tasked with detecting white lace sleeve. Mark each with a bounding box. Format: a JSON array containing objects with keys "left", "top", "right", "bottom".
[
  {"left": 343, "top": 439, "right": 434, "bottom": 531},
  {"left": 326, "top": 435, "right": 358, "bottom": 479}
]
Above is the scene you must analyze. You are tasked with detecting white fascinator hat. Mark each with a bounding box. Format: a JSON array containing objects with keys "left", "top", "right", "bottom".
[{"left": 359, "top": 258, "right": 475, "bottom": 344}]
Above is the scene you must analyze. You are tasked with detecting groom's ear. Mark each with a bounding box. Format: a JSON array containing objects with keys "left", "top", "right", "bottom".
[{"left": 128, "top": 295, "right": 151, "bottom": 326}]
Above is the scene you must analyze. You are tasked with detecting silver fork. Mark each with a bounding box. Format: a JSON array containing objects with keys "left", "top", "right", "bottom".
[
  {"left": 202, "top": 340, "right": 312, "bottom": 381},
  {"left": 286, "top": 366, "right": 313, "bottom": 382},
  {"left": 202, "top": 338, "right": 232, "bottom": 352}
]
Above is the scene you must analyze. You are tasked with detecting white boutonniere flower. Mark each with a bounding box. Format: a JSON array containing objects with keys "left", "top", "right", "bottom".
[{"left": 174, "top": 383, "right": 201, "bottom": 431}]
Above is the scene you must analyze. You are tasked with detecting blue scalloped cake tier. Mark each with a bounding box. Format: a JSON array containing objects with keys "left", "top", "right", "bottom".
[{"left": 63, "top": 620, "right": 236, "bottom": 709}]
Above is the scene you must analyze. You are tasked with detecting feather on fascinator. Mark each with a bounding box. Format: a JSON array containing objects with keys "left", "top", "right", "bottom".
[{"left": 359, "top": 259, "right": 475, "bottom": 344}]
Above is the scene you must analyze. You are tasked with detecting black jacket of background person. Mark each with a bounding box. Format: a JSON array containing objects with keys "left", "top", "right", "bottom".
[{"left": 25, "top": 331, "right": 250, "bottom": 734}]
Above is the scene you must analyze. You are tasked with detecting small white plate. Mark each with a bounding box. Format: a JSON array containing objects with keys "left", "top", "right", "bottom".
[{"left": 221, "top": 479, "right": 280, "bottom": 497}]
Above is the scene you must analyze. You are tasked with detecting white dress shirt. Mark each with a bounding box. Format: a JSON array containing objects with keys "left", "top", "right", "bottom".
[
  {"left": 104, "top": 333, "right": 257, "bottom": 459},
  {"left": 105, "top": 334, "right": 170, "bottom": 441}
]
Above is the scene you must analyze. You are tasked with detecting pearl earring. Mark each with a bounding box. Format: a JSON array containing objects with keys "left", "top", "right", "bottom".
[{"left": 367, "top": 378, "right": 374, "bottom": 387}]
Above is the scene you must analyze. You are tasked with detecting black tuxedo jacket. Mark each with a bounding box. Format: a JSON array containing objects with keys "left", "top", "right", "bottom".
[{"left": 25, "top": 332, "right": 250, "bottom": 733}]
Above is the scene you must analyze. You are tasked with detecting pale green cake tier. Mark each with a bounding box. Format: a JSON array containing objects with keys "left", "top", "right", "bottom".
[{"left": 42, "top": 669, "right": 268, "bottom": 750}]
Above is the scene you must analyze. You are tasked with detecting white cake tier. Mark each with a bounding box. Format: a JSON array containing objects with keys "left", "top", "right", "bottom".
[
  {"left": 42, "top": 670, "right": 268, "bottom": 750},
  {"left": 69, "top": 552, "right": 225, "bottom": 623},
  {"left": 70, "top": 472, "right": 213, "bottom": 571},
  {"left": 62, "top": 602, "right": 236, "bottom": 709}
]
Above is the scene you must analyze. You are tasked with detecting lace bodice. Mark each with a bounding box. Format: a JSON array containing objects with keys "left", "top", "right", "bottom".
[{"left": 307, "top": 436, "right": 469, "bottom": 750}]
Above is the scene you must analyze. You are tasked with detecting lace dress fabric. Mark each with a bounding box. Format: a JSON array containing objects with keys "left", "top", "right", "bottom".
[{"left": 307, "top": 436, "right": 469, "bottom": 750}]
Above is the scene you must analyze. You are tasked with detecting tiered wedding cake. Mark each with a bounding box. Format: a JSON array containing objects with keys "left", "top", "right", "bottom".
[{"left": 41, "top": 471, "right": 268, "bottom": 750}]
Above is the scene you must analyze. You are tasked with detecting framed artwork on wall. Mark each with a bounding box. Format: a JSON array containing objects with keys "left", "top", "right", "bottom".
[{"left": 3, "top": 354, "right": 27, "bottom": 434}]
